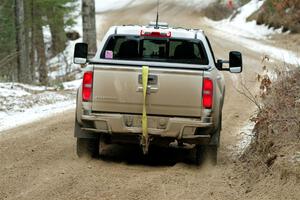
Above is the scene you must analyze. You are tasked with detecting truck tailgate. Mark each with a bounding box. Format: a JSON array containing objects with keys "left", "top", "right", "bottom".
[{"left": 92, "top": 65, "right": 203, "bottom": 117}]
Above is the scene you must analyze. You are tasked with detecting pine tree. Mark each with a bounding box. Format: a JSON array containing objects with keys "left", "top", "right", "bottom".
[
  {"left": 0, "top": 0, "right": 77, "bottom": 84},
  {"left": 0, "top": 0, "right": 18, "bottom": 81}
]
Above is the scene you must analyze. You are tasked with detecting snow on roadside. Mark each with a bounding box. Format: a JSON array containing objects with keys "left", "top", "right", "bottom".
[
  {"left": 237, "top": 121, "right": 255, "bottom": 154},
  {"left": 212, "top": 29, "right": 300, "bottom": 65},
  {"left": 63, "top": 79, "right": 82, "bottom": 90},
  {"left": 205, "top": 0, "right": 300, "bottom": 65},
  {"left": 0, "top": 82, "right": 80, "bottom": 132},
  {"left": 206, "top": 0, "right": 282, "bottom": 40},
  {"left": 0, "top": 101, "right": 75, "bottom": 133}
]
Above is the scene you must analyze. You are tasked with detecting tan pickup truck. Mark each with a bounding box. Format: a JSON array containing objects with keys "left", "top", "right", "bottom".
[{"left": 73, "top": 22, "right": 242, "bottom": 164}]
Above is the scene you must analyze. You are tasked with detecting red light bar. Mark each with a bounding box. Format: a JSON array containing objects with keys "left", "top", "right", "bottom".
[{"left": 140, "top": 30, "right": 171, "bottom": 38}]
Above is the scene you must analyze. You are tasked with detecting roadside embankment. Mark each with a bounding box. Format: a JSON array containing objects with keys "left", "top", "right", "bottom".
[
  {"left": 238, "top": 66, "right": 300, "bottom": 199},
  {"left": 248, "top": 0, "right": 300, "bottom": 33}
]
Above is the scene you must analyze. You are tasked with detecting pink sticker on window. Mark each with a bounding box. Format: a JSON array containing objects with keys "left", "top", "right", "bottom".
[{"left": 105, "top": 50, "right": 113, "bottom": 59}]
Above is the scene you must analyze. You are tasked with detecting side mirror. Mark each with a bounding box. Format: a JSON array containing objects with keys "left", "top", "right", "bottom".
[
  {"left": 229, "top": 51, "right": 243, "bottom": 73},
  {"left": 74, "top": 43, "right": 88, "bottom": 64},
  {"left": 216, "top": 59, "right": 223, "bottom": 70}
]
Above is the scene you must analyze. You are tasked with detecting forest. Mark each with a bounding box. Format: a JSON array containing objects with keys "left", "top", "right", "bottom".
[{"left": 0, "top": 0, "right": 80, "bottom": 85}]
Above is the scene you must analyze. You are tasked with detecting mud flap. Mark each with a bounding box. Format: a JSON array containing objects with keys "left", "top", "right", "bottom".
[{"left": 141, "top": 66, "right": 150, "bottom": 154}]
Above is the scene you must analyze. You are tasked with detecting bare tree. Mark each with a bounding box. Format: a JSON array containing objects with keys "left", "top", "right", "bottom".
[
  {"left": 15, "top": 0, "right": 31, "bottom": 83},
  {"left": 82, "top": 0, "right": 97, "bottom": 53}
]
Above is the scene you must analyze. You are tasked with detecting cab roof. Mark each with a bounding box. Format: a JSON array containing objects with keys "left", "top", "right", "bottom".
[{"left": 109, "top": 22, "right": 206, "bottom": 40}]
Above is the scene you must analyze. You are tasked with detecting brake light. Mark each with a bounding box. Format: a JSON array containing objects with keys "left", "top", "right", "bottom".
[
  {"left": 140, "top": 30, "right": 171, "bottom": 38},
  {"left": 82, "top": 71, "right": 93, "bottom": 102},
  {"left": 202, "top": 78, "right": 213, "bottom": 109}
]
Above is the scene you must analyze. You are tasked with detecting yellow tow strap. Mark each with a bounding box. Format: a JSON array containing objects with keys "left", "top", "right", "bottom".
[{"left": 141, "top": 66, "right": 149, "bottom": 153}]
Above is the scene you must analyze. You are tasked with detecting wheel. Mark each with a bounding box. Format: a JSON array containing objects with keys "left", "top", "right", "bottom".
[
  {"left": 77, "top": 138, "right": 100, "bottom": 158},
  {"left": 194, "top": 145, "right": 218, "bottom": 166},
  {"left": 74, "top": 116, "right": 100, "bottom": 158}
]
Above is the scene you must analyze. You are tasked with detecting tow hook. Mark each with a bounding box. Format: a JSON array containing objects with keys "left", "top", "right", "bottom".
[{"left": 141, "top": 136, "right": 150, "bottom": 155}]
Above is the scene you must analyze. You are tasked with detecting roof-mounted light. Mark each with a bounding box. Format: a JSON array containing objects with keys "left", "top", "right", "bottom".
[{"left": 140, "top": 30, "right": 171, "bottom": 38}]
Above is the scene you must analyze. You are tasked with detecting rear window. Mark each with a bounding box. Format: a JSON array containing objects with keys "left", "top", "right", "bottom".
[{"left": 100, "top": 36, "right": 209, "bottom": 65}]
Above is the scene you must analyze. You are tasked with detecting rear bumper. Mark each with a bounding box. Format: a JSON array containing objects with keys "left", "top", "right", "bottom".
[{"left": 80, "top": 113, "right": 213, "bottom": 144}]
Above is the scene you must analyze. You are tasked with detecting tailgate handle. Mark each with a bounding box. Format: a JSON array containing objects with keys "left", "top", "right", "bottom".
[
  {"left": 136, "top": 86, "right": 158, "bottom": 94},
  {"left": 138, "top": 74, "right": 158, "bottom": 85}
]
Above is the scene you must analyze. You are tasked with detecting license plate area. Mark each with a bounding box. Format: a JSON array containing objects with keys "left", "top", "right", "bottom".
[{"left": 123, "top": 115, "right": 168, "bottom": 129}]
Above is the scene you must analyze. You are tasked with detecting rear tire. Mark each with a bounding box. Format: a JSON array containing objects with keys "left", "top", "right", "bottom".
[
  {"left": 77, "top": 138, "right": 100, "bottom": 158},
  {"left": 196, "top": 113, "right": 221, "bottom": 165},
  {"left": 194, "top": 145, "right": 218, "bottom": 166}
]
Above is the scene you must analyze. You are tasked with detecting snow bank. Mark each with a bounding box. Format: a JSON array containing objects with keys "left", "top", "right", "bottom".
[
  {"left": 238, "top": 38, "right": 300, "bottom": 65},
  {"left": 206, "top": 0, "right": 282, "bottom": 40},
  {"left": 0, "top": 101, "right": 75, "bottom": 133},
  {"left": 210, "top": 27, "right": 300, "bottom": 65},
  {"left": 0, "top": 82, "right": 79, "bottom": 132},
  {"left": 0, "top": 84, "right": 29, "bottom": 98},
  {"left": 205, "top": 0, "right": 300, "bottom": 65},
  {"left": 63, "top": 79, "right": 82, "bottom": 90}
]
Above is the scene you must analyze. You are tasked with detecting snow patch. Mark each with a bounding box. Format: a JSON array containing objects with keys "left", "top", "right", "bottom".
[
  {"left": 63, "top": 79, "right": 82, "bottom": 90},
  {"left": 237, "top": 121, "right": 255, "bottom": 154},
  {"left": 0, "top": 101, "right": 75, "bottom": 133},
  {"left": 0, "top": 84, "right": 30, "bottom": 98},
  {"left": 214, "top": 31, "right": 300, "bottom": 65},
  {"left": 206, "top": 0, "right": 282, "bottom": 40},
  {"left": 0, "top": 82, "right": 78, "bottom": 132},
  {"left": 205, "top": 0, "right": 300, "bottom": 65}
]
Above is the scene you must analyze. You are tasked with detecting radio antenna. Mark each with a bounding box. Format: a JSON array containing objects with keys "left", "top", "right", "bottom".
[{"left": 155, "top": 0, "right": 160, "bottom": 29}]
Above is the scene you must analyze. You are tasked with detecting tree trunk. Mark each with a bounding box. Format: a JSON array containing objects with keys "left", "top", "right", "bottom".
[
  {"left": 82, "top": 0, "right": 97, "bottom": 53},
  {"left": 35, "top": 25, "right": 48, "bottom": 85},
  {"left": 25, "top": 0, "right": 35, "bottom": 81},
  {"left": 15, "top": 0, "right": 31, "bottom": 83}
]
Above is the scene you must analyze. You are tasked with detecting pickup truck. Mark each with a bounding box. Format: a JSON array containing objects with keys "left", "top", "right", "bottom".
[{"left": 73, "top": 22, "right": 242, "bottom": 164}]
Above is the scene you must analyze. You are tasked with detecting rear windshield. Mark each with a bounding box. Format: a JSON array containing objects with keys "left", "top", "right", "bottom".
[{"left": 100, "top": 36, "right": 209, "bottom": 65}]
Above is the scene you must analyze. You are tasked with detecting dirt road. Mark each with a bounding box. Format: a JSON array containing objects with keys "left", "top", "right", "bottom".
[{"left": 0, "top": 2, "right": 295, "bottom": 200}]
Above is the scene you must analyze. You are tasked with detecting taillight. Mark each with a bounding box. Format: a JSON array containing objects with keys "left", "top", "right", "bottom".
[
  {"left": 82, "top": 71, "right": 93, "bottom": 102},
  {"left": 202, "top": 78, "right": 213, "bottom": 109}
]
